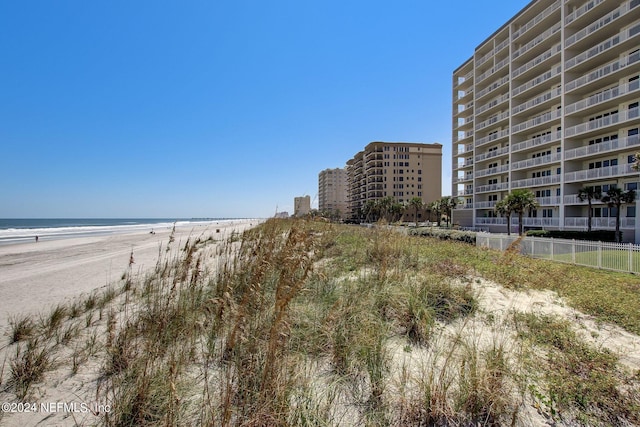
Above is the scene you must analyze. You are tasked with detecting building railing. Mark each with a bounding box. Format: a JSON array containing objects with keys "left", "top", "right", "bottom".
[
  {"left": 565, "top": 107, "right": 639, "bottom": 137},
  {"left": 475, "top": 110, "right": 510, "bottom": 131},
  {"left": 565, "top": 23, "right": 640, "bottom": 70},
  {"left": 565, "top": 0, "right": 635, "bottom": 48},
  {"left": 512, "top": 108, "right": 562, "bottom": 134},
  {"left": 565, "top": 50, "right": 640, "bottom": 93},
  {"left": 564, "top": 163, "right": 637, "bottom": 183},
  {"left": 475, "top": 164, "right": 510, "bottom": 178},
  {"left": 513, "top": 0, "right": 561, "bottom": 40},
  {"left": 565, "top": 0, "right": 605, "bottom": 25},
  {"left": 475, "top": 146, "right": 510, "bottom": 162},
  {"left": 512, "top": 65, "right": 562, "bottom": 97},
  {"left": 475, "top": 182, "right": 509, "bottom": 193},
  {"left": 511, "top": 152, "right": 561, "bottom": 171},
  {"left": 512, "top": 43, "right": 561, "bottom": 79},
  {"left": 564, "top": 217, "right": 636, "bottom": 228},
  {"left": 475, "top": 201, "right": 498, "bottom": 209},
  {"left": 475, "top": 129, "right": 510, "bottom": 148},
  {"left": 512, "top": 87, "right": 561, "bottom": 115},
  {"left": 512, "top": 22, "right": 561, "bottom": 60},
  {"left": 565, "top": 80, "right": 640, "bottom": 115},
  {"left": 565, "top": 134, "right": 640, "bottom": 160},
  {"left": 477, "top": 233, "right": 640, "bottom": 274},
  {"left": 511, "top": 131, "right": 562, "bottom": 153},
  {"left": 512, "top": 174, "right": 561, "bottom": 189},
  {"left": 475, "top": 75, "right": 510, "bottom": 100},
  {"left": 537, "top": 196, "right": 562, "bottom": 205},
  {"left": 476, "top": 93, "right": 510, "bottom": 115}
]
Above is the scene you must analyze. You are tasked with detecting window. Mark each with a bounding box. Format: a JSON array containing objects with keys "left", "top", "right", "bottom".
[
  {"left": 625, "top": 182, "right": 638, "bottom": 191},
  {"left": 627, "top": 206, "right": 636, "bottom": 218}
]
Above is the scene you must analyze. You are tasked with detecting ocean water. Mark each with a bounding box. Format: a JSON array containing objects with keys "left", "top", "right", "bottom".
[{"left": 0, "top": 218, "right": 237, "bottom": 246}]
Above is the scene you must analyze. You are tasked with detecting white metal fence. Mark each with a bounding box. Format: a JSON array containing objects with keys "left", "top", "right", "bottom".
[{"left": 476, "top": 233, "right": 640, "bottom": 274}]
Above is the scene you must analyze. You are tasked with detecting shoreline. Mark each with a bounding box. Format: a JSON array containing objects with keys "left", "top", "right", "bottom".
[{"left": 0, "top": 219, "right": 261, "bottom": 328}]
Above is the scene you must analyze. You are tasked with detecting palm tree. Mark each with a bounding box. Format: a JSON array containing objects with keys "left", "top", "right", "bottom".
[
  {"left": 408, "top": 197, "right": 423, "bottom": 226},
  {"left": 601, "top": 188, "right": 636, "bottom": 243},
  {"left": 577, "top": 186, "right": 602, "bottom": 233},
  {"left": 429, "top": 200, "right": 442, "bottom": 227},
  {"left": 507, "top": 189, "right": 539, "bottom": 236},
  {"left": 494, "top": 198, "right": 513, "bottom": 236},
  {"left": 363, "top": 200, "right": 378, "bottom": 223}
]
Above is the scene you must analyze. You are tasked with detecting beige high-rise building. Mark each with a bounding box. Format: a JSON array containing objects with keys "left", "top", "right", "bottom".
[
  {"left": 347, "top": 142, "right": 442, "bottom": 221},
  {"left": 294, "top": 195, "right": 311, "bottom": 217},
  {"left": 318, "top": 168, "right": 348, "bottom": 219},
  {"left": 452, "top": 0, "right": 640, "bottom": 241}
]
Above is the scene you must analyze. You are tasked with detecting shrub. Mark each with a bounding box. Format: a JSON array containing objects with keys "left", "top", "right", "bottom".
[{"left": 408, "top": 227, "right": 476, "bottom": 244}]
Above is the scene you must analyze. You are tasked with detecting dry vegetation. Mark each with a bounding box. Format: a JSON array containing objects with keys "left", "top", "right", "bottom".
[{"left": 1, "top": 219, "right": 640, "bottom": 426}]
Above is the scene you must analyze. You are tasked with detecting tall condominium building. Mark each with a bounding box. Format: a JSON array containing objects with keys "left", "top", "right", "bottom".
[
  {"left": 318, "top": 168, "right": 349, "bottom": 218},
  {"left": 347, "top": 142, "right": 442, "bottom": 221},
  {"left": 452, "top": 0, "right": 640, "bottom": 241}
]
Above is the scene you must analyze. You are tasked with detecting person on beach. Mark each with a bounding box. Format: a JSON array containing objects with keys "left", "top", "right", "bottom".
[{"left": 35, "top": 235, "right": 39, "bottom": 243}]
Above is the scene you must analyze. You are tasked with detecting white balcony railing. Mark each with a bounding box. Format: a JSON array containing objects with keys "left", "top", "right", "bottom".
[
  {"left": 565, "top": 23, "right": 640, "bottom": 70},
  {"left": 512, "top": 65, "right": 562, "bottom": 97},
  {"left": 565, "top": 0, "right": 635, "bottom": 48},
  {"left": 513, "top": 22, "right": 562, "bottom": 60},
  {"left": 512, "top": 43, "right": 562, "bottom": 79},
  {"left": 565, "top": 79, "right": 640, "bottom": 115},
  {"left": 564, "top": 163, "right": 637, "bottom": 183},
  {"left": 476, "top": 93, "right": 510, "bottom": 115},
  {"left": 475, "top": 164, "right": 510, "bottom": 178},
  {"left": 565, "top": 134, "right": 640, "bottom": 160},
  {"left": 511, "top": 152, "right": 561, "bottom": 171},
  {"left": 512, "top": 87, "right": 562, "bottom": 115},
  {"left": 565, "top": 0, "right": 606, "bottom": 25},
  {"left": 512, "top": 108, "right": 562, "bottom": 134},
  {"left": 537, "top": 196, "right": 562, "bottom": 206},
  {"left": 476, "top": 75, "right": 510, "bottom": 100},
  {"left": 511, "top": 131, "right": 562, "bottom": 153},
  {"left": 565, "top": 50, "right": 640, "bottom": 93},
  {"left": 476, "top": 182, "right": 510, "bottom": 193},
  {"left": 476, "top": 218, "right": 507, "bottom": 225},
  {"left": 475, "top": 201, "right": 498, "bottom": 209},
  {"left": 513, "top": 0, "right": 561, "bottom": 41},
  {"left": 564, "top": 217, "right": 636, "bottom": 228},
  {"left": 475, "top": 129, "right": 510, "bottom": 148},
  {"left": 512, "top": 174, "right": 561, "bottom": 189},
  {"left": 475, "top": 146, "right": 510, "bottom": 162},
  {"left": 565, "top": 108, "right": 639, "bottom": 137},
  {"left": 475, "top": 110, "right": 510, "bottom": 131}
]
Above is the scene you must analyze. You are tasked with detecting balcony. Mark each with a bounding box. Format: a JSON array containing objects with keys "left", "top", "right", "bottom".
[
  {"left": 565, "top": 79, "right": 640, "bottom": 115},
  {"left": 565, "top": 50, "right": 640, "bottom": 93},
  {"left": 475, "top": 75, "right": 509, "bottom": 100},
  {"left": 454, "top": 159, "right": 474, "bottom": 170},
  {"left": 511, "top": 152, "right": 561, "bottom": 171},
  {"left": 512, "top": 65, "right": 562, "bottom": 98},
  {"left": 476, "top": 93, "right": 510, "bottom": 116},
  {"left": 475, "top": 201, "right": 498, "bottom": 209},
  {"left": 454, "top": 143, "right": 474, "bottom": 156},
  {"left": 475, "top": 129, "right": 510, "bottom": 148},
  {"left": 513, "top": 0, "right": 561, "bottom": 41},
  {"left": 565, "top": 107, "right": 639, "bottom": 138},
  {"left": 537, "top": 196, "right": 562, "bottom": 206},
  {"left": 565, "top": 0, "right": 606, "bottom": 26},
  {"left": 511, "top": 131, "right": 562, "bottom": 153},
  {"left": 453, "top": 131, "right": 474, "bottom": 144},
  {"left": 476, "top": 217, "right": 507, "bottom": 225},
  {"left": 564, "top": 163, "right": 637, "bottom": 183},
  {"left": 565, "top": 192, "right": 640, "bottom": 204},
  {"left": 475, "top": 111, "right": 509, "bottom": 132},
  {"left": 512, "top": 174, "right": 561, "bottom": 189},
  {"left": 565, "top": 23, "right": 640, "bottom": 72},
  {"left": 512, "top": 22, "right": 561, "bottom": 61},
  {"left": 475, "top": 164, "right": 510, "bottom": 178},
  {"left": 512, "top": 87, "right": 561, "bottom": 116},
  {"left": 512, "top": 108, "right": 562, "bottom": 135},
  {"left": 565, "top": 134, "right": 640, "bottom": 161},
  {"left": 565, "top": 0, "right": 638, "bottom": 49},
  {"left": 455, "top": 70, "right": 474, "bottom": 88},
  {"left": 475, "top": 146, "right": 510, "bottom": 163},
  {"left": 565, "top": 217, "right": 636, "bottom": 229},
  {"left": 512, "top": 43, "right": 561, "bottom": 80},
  {"left": 475, "top": 182, "right": 509, "bottom": 193}
]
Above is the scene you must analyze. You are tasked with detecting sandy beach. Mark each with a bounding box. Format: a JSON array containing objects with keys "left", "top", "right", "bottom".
[{"left": 0, "top": 219, "right": 259, "bottom": 330}]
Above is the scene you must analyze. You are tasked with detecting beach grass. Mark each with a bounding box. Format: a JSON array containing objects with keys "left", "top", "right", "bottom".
[{"left": 1, "top": 218, "right": 639, "bottom": 426}]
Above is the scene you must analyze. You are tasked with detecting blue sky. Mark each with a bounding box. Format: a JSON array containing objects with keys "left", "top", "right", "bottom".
[{"left": 0, "top": 0, "right": 530, "bottom": 218}]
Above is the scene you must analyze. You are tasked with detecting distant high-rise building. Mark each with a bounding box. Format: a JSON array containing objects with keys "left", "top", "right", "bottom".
[
  {"left": 318, "top": 168, "right": 348, "bottom": 219},
  {"left": 294, "top": 195, "right": 311, "bottom": 217},
  {"left": 346, "top": 142, "right": 442, "bottom": 221},
  {"left": 452, "top": 0, "right": 640, "bottom": 241}
]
